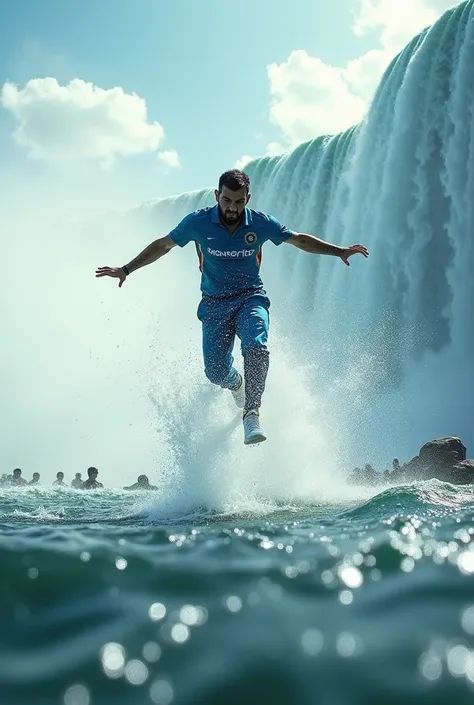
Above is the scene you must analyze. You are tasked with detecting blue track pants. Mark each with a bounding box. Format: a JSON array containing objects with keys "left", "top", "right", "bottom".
[{"left": 197, "top": 293, "right": 270, "bottom": 411}]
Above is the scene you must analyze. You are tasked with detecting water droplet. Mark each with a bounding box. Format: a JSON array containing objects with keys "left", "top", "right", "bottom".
[
  {"left": 180, "top": 605, "right": 200, "bottom": 626},
  {"left": 461, "top": 606, "right": 474, "bottom": 634},
  {"left": 100, "top": 642, "right": 125, "bottom": 678},
  {"left": 401, "top": 557, "right": 415, "bottom": 573},
  {"left": 149, "top": 603, "right": 166, "bottom": 621},
  {"left": 418, "top": 650, "right": 442, "bottom": 681},
  {"left": 64, "top": 684, "right": 90, "bottom": 705},
  {"left": 339, "top": 590, "right": 353, "bottom": 605},
  {"left": 171, "top": 623, "right": 190, "bottom": 644},
  {"left": 301, "top": 629, "right": 323, "bottom": 656},
  {"left": 124, "top": 659, "right": 149, "bottom": 685},
  {"left": 142, "top": 642, "right": 161, "bottom": 663},
  {"left": 225, "top": 595, "right": 242, "bottom": 612},
  {"left": 458, "top": 551, "right": 474, "bottom": 575},
  {"left": 336, "top": 633, "right": 357, "bottom": 658},
  {"left": 447, "top": 644, "right": 470, "bottom": 676},
  {"left": 150, "top": 679, "right": 174, "bottom": 705},
  {"left": 115, "top": 557, "right": 127, "bottom": 571},
  {"left": 338, "top": 565, "right": 363, "bottom": 589},
  {"left": 322, "top": 570, "right": 334, "bottom": 585}
]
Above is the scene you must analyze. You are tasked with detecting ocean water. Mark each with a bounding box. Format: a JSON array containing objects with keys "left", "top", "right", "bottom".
[{"left": 2, "top": 483, "right": 474, "bottom": 705}]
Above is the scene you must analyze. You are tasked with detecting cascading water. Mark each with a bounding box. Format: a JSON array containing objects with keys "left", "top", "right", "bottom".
[{"left": 133, "top": 0, "right": 474, "bottom": 492}]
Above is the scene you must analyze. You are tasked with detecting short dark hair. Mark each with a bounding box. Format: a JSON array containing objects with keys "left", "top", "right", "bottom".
[
  {"left": 88, "top": 466, "right": 98, "bottom": 476},
  {"left": 218, "top": 169, "right": 250, "bottom": 194}
]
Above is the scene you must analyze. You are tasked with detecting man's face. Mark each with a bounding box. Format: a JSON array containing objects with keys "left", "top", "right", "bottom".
[{"left": 215, "top": 185, "right": 250, "bottom": 225}]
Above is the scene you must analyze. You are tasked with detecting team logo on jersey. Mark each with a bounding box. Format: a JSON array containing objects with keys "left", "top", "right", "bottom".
[{"left": 244, "top": 231, "right": 257, "bottom": 245}]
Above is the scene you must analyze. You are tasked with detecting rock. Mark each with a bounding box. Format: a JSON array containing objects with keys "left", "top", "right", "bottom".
[
  {"left": 451, "top": 460, "right": 474, "bottom": 485},
  {"left": 347, "top": 465, "right": 379, "bottom": 487},
  {"left": 393, "top": 437, "right": 471, "bottom": 485},
  {"left": 345, "top": 437, "right": 473, "bottom": 487},
  {"left": 418, "top": 437, "right": 466, "bottom": 467}
]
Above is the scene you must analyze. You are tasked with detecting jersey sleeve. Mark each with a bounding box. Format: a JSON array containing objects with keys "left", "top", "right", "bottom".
[
  {"left": 265, "top": 214, "right": 293, "bottom": 246},
  {"left": 168, "top": 213, "right": 196, "bottom": 247}
]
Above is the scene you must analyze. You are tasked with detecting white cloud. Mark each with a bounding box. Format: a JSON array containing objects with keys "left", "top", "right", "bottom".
[
  {"left": 266, "top": 0, "right": 456, "bottom": 148},
  {"left": 266, "top": 141, "right": 286, "bottom": 157},
  {"left": 353, "top": 0, "right": 457, "bottom": 52},
  {"left": 267, "top": 51, "right": 366, "bottom": 146},
  {"left": 234, "top": 155, "right": 254, "bottom": 170},
  {"left": 0, "top": 77, "right": 165, "bottom": 165},
  {"left": 234, "top": 141, "right": 288, "bottom": 171},
  {"left": 157, "top": 149, "right": 181, "bottom": 169}
]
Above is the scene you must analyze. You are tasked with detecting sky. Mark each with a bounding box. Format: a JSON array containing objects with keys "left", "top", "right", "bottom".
[
  {"left": 0, "top": 0, "right": 460, "bottom": 486},
  {"left": 0, "top": 0, "right": 457, "bottom": 214}
]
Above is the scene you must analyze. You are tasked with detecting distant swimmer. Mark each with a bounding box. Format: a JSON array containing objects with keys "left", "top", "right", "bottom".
[
  {"left": 11, "top": 468, "right": 28, "bottom": 487},
  {"left": 82, "top": 466, "right": 103, "bottom": 490},
  {"left": 123, "top": 475, "right": 158, "bottom": 491},
  {"left": 96, "top": 169, "right": 369, "bottom": 445},
  {"left": 52, "top": 472, "right": 66, "bottom": 487},
  {"left": 71, "top": 473, "right": 83, "bottom": 489},
  {"left": 29, "top": 472, "right": 40, "bottom": 485}
]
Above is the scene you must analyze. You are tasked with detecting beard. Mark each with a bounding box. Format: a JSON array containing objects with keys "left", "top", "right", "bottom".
[{"left": 219, "top": 205, "right": 241, "bottom": 225}]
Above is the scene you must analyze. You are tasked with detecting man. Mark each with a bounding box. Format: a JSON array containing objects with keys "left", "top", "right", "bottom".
[
  {"left": 96, "top": 169, "right": 369, "bottom": 445},
  {"left": 123, "top": 474, "right": 158, "bottom": 491},
  {"left": 82, "top": 466, "right": 103, "bottom": 490},
  {"left": 11, "top": 468, "right": 28, "bottom": 486},
  {"left": 71, "top": 472, "right": 83, "bottom": 489},
  {"left": 52, "top": 471, "right": 66, "bottom": 487},
  {"left": 29, "top": 472, "right": 41, "bottom": 485}
]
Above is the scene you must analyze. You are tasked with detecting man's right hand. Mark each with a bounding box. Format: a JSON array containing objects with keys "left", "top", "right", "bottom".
[{"left": 95, "top": 266, "right": 127, "bottom": 288}]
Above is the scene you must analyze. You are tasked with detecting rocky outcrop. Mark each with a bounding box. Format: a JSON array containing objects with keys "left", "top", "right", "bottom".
[
  {"left": 394, "top": 437, "right": 468, "bottom": 483},
  {"left": 451, "top": 460, "right": 474, "bottom": 486},
  {"left": 347, "top": 437, "right": 474, "bottom": 486}
]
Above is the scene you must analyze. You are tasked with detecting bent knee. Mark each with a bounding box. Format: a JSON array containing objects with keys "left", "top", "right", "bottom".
[{"left": 242, "top": 344, "right": 269, "bottom": 358}]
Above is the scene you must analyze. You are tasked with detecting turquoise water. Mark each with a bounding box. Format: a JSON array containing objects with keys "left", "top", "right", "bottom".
[{"left": 2, "top": 484, "right": 474, "bottom": 704}]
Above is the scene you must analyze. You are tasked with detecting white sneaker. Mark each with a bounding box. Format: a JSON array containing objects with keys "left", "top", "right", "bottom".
[
  {"left": 243, "top": 409, "right": 267, "bottom": 445},
  {"left": 231, "top": 373, "right": 245, "bottom": 409}
]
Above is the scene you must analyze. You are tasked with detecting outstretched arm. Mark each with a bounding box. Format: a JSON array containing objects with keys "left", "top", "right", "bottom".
[
  {"left": 95, "top": 235, "right": 177, "bottom": 287},
  {"left": 123, "top": 235, "right": 177, "bottom": 274},
  {"left": 286, "top": 232, "right": 369, "bottom": 266}
]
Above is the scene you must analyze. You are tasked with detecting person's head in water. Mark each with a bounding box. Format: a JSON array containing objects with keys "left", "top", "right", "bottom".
[
  {"left": 137, "top": 475, "right": 149, "bottom": 487},
  {"left": 56, "top": 472, "right": 64, "bottom": 482},
  {"left": 215, "top": 170, "right": 250, "bottom": 226},
  {"left": 75, "top": 473, "right": 81, "bottom": 480},
  {"left": 87, "top": 467, "right": 99, "bottom": 480},
  {"left": 13, "top": 468, "right": 22, "bottom": 480},
  {"left": 32, "top": 473, "right": 40, "bottom": 482}
]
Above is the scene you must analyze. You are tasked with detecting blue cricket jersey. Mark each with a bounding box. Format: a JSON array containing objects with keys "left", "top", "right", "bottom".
[{"left": 168, "top": 205, "right": 292, "bottom": 297}]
